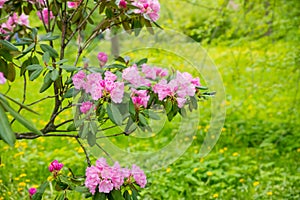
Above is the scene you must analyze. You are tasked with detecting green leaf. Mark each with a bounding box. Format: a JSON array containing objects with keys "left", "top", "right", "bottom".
[
  {"left": 56, "top": 194, "right": 65, "bottom": 200},
  {"left": 60, "top": 65, "right": 78, "bottom": 72},
  {"left": 136, "top": 58, "right": 148, "bottom": 66},
  {"left": 42, "top": 51, "right": 50, "bottom": 64},
  {"left": 51, "top": 69, "right": 59, "bottom": 81},
  {"left": 196, "top": 85, "right": 208, "bottom": 90},
  {"left": 22, "top": 43, "right": 35, "bottom": 54},
  {"left": 129, "top": 100, "right": 136, "bottom": 115},
  {"left": 55, "top": 59, "right": 68, "bottom": 65},
  {"left": 0, "top": 40, "right": 18, "bottom": 51},
  {"left": 138, "top": 113, "right": 148, "bottom": 126},
  {"left": 0, "top": 104, "right": 16, "bottom": 146},
  {"left": 190, "top": 96, "right": 198, "bottom": 109},
  {"left": 26, "top": 64, "right": 43, "bottom": 71},
  {"left": 7, "top": 63, "right": 16, "bottom": 82},
  {"left": 40, "top": 44, "right": 58, "bottom": 58},
  {"left": 107, "top": 103, "right": 123, "bottom": 126},
  {"left": 148, "top": 110, "right": 160, "bottom": 120},
  {"left": 0, "top": 99, "right": 42, "bottom": 135},
  {"left": 0, "top": 94, "right": 38, "bottom": 115},
  {"left": 32, "top": 181, "right": 49, "bottom": 200},
  {"left": 104, "top": 64, "right": 126, "bottom": 69},
  {"left": 131, "top": 188, "right": 138, "bottom": 200},
  {"left": 29, "top": 68, "right": 43, "bottom": 81},
  {"left": 74, "top": 186, "right": 90, "bottom": 193},
  {"left": 39, "top": 78, "right": 53, "bottom": 93},
  {"left": 179, "top": 107, "right": 187, "bottom": 117},
  {"left": 111, "top": 190, "right": 125, "bottom": 200},
  {"left": 64, "top": 88, "right": 76, "bottom": 98},
  {"left": 39, "top": 32, "right": 60, "bottom": 41},
  {"left": 93, "top": 192, "right": 107, "bottom": 200},
  {"left": 165, "top": 100, "right": 172, "bottom": 113},
  {"left": 87, "top": 131, "right": 96, "bottom": 147},
  {"left": 67, "top": 123, "right": 76, "bottom": 131},
  {"left": 79, "top": 122, "right": 89, "bottom": 138},
  {"left": 123, "top": 190, "right": 131, "bottom": 200}
]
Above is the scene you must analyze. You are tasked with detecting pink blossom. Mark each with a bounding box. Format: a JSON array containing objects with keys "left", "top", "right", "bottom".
[
  {"left": 18, "top": 14, "right": 29, "bottom": 26},
  {"left": 98, "top": 179, "right": 114, "bottom": 193},
  {"left": 72, "top": 71, "right": 86, "bottom": 90},
  {"left": 48, "top": 160, "right": 63, "bottom": 172},
  {"left": 131, "top": 164, "right": 147, "bottom": 188},
  {"left": 141, "top": 64, "right": 156, "bottom": 80},
  {"left": 119, "top": 0, "right": 127, "bottom": 8},
  {"left": 28, "top": 187, "right": 37, "bottom": 197},
  {"left": 0, "top": 0, "right": 7, "bottom": 8},
  {"left": 153, "top": 79, "right": 176, "bottom": 100},
  {"left": 67, "top": 0, "right": 81, "bottom": 9},
  {"left": 86, "top": 73, "right": 102, "bottom": 93},
  {"left": 37, "top": 8, "right": 54, "bottom": 24},
  {"left": 85, "top": 166, "right": 101, "bottom": 195},
  {"left": 0, "top": 72, "right": 6, "bottom": 84},
  {"left": 177, "top": 97, "right": 186, "bottom": 108},
  {"left": 110, "top": 82, "right": 124, "bottom": 103},
  {"left": 80, "top": 101, "right": 93, "bottom": 114},
  {"left": 104, "top": 71, "right": 117, "bottom": 82},
  {"left": 97, "top": 52, "right": 108, "bottom": 67},
  {"left": 132, "top": 0, "right": 160, "bottom": 21},
  {"left": 131, "top": 89, "right": 149, "bottom": 108},
  {"left": 123, "top": 64, "right": 151, "bottom": 87}
]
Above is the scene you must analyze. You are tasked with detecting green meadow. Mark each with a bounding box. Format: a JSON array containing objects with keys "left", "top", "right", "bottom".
[{"left": 1, "top": 0, "right": 300, "bottom": 199}]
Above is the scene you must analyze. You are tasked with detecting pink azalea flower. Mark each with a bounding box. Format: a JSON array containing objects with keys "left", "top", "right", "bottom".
[
  {"left": 86, "top": 73, "right": 102, "bottom": 93},
  {"left": 97, "top": 52, "right": 108, "bottom": 67},
  {"left": 104, "top": 71, "right": 117, "bottom": 82},
  {"left": 110, "top": 82, "right": 124, "bottom": 103},
  {"left": 123, "top": 64, "right": 151, "bottom": 87},
  {"left": 131, "top": 89, "right": 149, "bottom": 108},
  {"left": 37, "top": 8, "right": 54, "bottom": 24},
  {"left": 48, "top": 160, "right": 63, "bottom": 172},
  {"left": 80, "top": 101, "right": 93, "bottom": 114},
  {"left": 72, "top": 71, "right": 86, "bottom": 90},
  {"left": 131, "top": 164, "right": 147, "bottom": 188},
  {"left": 0, "top": 72, "right": 6, "bottom": 84},
  {"left": 132, "top": 0, "right": 160, "bottom": 21},
  {"left": 18, "top": 14, "right": 29, "bottom": 26},
  {"left": 98, "top": 179, "right": 114, "bottom": 193},
  {"left": 177, "top": 97, "right": 186, "bottom": 108},
  {"left": 28, "top": 187, "right": 37, "bottom": 197},
  {"left": 85, "top": 166, "right": 101, "bottom": 195}
]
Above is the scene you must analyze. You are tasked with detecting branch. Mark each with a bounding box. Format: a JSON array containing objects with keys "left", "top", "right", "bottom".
[
  {"left": 96, "top": 132, "right": 125, "bottom": 139},
  {"left": 76, "top": 137, "right": 91, "bottom": 167},
  {"left": 55, "top": 119, "right": 73, "bottom": 129},
  {"left": 26, "top": 95, "right": 57, "bottom": 106},
  {"left": 96, "top": 142, "right": 114, "bottom": 163},
  {"left": 15, "top": 132, "right": 78, "bottom": 139}
]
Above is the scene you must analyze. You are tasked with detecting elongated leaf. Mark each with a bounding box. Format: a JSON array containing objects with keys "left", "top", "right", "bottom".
[
  {"left": 7, "top": 63, "right": 16, "bottom": 82},
  {"left": 60, "top": 65, "right": 78, "bottom": 72},
  {"left": 22, "top": 43, "right": 35, "bottom": 54},
  {"left": 40, "top": 44, "right": 58, "bottom": 58},
  {"left": 136, "top": 58, "right": 148, "bottom": 66},
  {"left": 111, "top": 190, "right": 125, "bottom": 200},
  {"left": 26, "top": 64, "right": 43, "bottom": 71},
  {"left": 39, "top": 32, "right": 60, "bottom": 41},
  {"left": 94, "top": 192, "right": 106, "bottom": 200},
  {"left": 0, "top": 104, "right": 16, "bottom": 146},
  {"left": 39, "top": 78, "right": 53, "bottom": 93},
  {"left": 0, "top": 40, "right": 18, "bottom": 51},
  {"left": 87, "top": 131, "right": 96, "bottom": 147},
  {"left": 0, "top": 94, "right": 38, "bottom": 115},
  {"left": 42, "top": 51, "right": 50, "bottom": 64},
  {"left": 29, "top": 68, "right": 43, "bottom": 81},
  {"left": 51, "top": 69, "right": 59, "bottom": 81},
  {"left": 0, "top": 99, "right": 42, "bottom": 135},
  {"left": 32, "top": 182, "right": 49, "bottom": 200},
  {"left": 107, "top": 103, "right": 123, "bottom": 126}
]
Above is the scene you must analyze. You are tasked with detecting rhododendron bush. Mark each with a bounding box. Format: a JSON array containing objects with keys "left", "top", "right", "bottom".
[{"left": 0, "top": 0, "right": 212, "bottom": 199}]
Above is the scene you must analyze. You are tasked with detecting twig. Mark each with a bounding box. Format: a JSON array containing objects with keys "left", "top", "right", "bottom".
[
  {"left": 96, "top": 132, "right": 125, "bottom": 139},
  {"left": 26, "top": 95, "right": 57, "bottom": 106},
  {"left": 96, "top": 142, "right": 114, "bottom": 163},
  {"left": 15, "top": 132, "right": 78, "bottom": 139},
  {"left": 55, "top": 119, "right": 74, "bottom": 128},
  {"left": 76, "top": 137, "right": 91, "bottom": 167}
]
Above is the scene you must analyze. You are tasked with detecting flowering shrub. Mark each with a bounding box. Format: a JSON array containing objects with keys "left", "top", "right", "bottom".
[{"left": 0, "top": 0, "right": 213, "bottom": 199}]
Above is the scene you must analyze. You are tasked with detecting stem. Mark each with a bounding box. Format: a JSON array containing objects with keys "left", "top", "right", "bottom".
[
  {"left": 96, "top": 142, "right": 114, "bottom": 163},
  {"left": 76, "top": 137, "right": 91, "bottom": 167}
]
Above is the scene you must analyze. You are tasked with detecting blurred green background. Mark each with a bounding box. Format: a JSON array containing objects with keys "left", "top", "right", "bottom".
[{"left": 0, "top": 0, "right": 300, "bottom": 199}]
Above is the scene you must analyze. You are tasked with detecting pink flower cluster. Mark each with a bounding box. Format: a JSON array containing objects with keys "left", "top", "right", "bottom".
[
  {"left": 0, "top": 13, "right": 29, "bottom": 37},
  {"left": 0, "top": 72, "right": 6, "bottom": 85},
  {"left": 97, "top": 52, "right": 108, "bottom": 67},
  {"left": 132, "top": 0, "right": 160, "bottom": 21},
  {"left": 131, "top": 89, "right": 149, "bottom": 108},
  {"left": 37, "top": 8, "right": 54, "bottom": 24},
  {"left": 153, "top": 71, "right": 200, "bottom": 108},
  {"left": 72, "top": 70, "right": 124, "bottom": 104},
  {"left": 48, "top": 160, "right": 64, "bottom": 172},
  {"left": 85, "top": 158, "right": 147, "bottom": 195}
]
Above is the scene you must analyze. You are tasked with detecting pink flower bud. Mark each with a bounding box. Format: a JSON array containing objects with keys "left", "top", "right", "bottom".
[
  {"left": 80, "top": 101, "right": 93, "bottom": 114},
  {"left": 28, "top": 187, "right": 37, "bottom": 197},
  {"left": 119, "top": 0, "right": 127, "bottom": 8},
  {"left": 48, "top": 160, "right": 63, "bottom": 172},
  {"left": 97, "top": 52, "right": 108, "bottom": 67}
]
